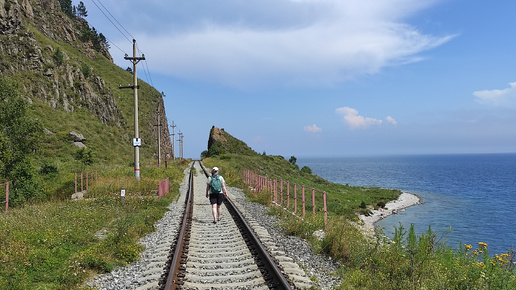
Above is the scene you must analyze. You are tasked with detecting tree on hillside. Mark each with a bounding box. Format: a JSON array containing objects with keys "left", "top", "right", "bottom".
[
  {"left": 77, "top": 1, "right": 88, "bottom": 18},
  {"left": 58, "top": 0, "right": 73, "bottom": 17},
  {"left": 289, "top": 156, "right": 297, "bottom": 165},
  {"left": 0, "top": 78, "right": 43, "bottom": 205}
]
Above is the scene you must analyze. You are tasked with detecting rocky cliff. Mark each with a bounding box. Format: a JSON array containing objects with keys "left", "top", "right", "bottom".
[
  {"left": 206, "top": 126, "right": 258, "bottom": 157},
  {"left": 0, "top": 0, "right": 172, "bottom": 164}
]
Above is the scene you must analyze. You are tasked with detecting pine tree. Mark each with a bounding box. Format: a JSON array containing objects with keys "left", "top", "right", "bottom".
[
  {"left": 58, "top": 0, "right": 73, "bottom": 17},
  {"left": 77, "top": 1, "right": 88, "bottom": 18}
]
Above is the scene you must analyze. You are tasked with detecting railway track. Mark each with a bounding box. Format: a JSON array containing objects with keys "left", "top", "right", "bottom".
[{"left": 161, "top": 161, "right": 293, "bottom": 289}]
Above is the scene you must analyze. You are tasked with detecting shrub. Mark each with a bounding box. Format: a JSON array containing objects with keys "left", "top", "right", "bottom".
[
  {"left": 301, "top": 165, "right": 312, "bottom": 174},
  {"left": 53, "top": 47, "right": 64, "bottom": 66}
]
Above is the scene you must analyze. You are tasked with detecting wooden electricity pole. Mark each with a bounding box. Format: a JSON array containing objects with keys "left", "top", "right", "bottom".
[
  {"left": 154, "top": 103, "right": 162, "bottom": 168},
  {"left": 179, "top": 131, "right": 184, "bottom": 160},
  {"left": 120, "top": 39, "right": 145, "bottom": 180},
  {"left": 170, "top": 121, "right": 176, "bottom": 160}
]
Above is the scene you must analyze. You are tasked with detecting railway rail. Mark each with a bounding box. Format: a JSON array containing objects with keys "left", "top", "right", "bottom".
[{"left": 161, "top": 161, "right": 293, "bottom": 289}]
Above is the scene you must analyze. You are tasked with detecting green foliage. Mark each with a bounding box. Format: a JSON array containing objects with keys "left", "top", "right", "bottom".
[
  {"left": 300, "top": 165, "right": 312, "bottom": 174},
  {"left": 57, "top": 0, "right": 73, "bottom": 17},
  {"left": 77, "top": 1, "right": 88, "bottom": 18},
  {"left": 335, "top": 223, "right": 516, "bottom": 289},
  {"left": 0, "top": 77, "right": 43, "bottom": 205},
  {"left": 39, "top": 161, "right": 58, "bottom": 175},
  {"left": 53, "top": 47, "right": 64, "bottom": 66},
  {"left": 289, "top": 155, "right": 297, "bottom": 165},
  {"left": 81, "top": 63, "right": 91, "bottom": 78},
  {"left": 206, "top": 142, "right": 225, "bottom": 157},
  {"left": 75, "top": 148, "right": 95, "bottom": 166},
  {"left": 80, "top": 26, "right": 106, "bottom": 52}
]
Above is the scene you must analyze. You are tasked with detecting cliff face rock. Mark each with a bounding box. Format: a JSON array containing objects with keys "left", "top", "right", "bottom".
[
  {"left": 0, "top": 0, "right": 119, "bottom": 125},
  {"left": 207, "top": 126, "right": 257, "bottom": 156}
]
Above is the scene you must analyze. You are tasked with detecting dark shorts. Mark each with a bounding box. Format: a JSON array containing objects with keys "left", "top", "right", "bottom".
[{"left": 209, "top": 193, "right": 225, "bottom": 205}]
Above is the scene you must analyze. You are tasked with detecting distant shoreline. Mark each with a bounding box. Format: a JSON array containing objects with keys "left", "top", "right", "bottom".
[{"left": 357, "top": 192, "right": 422, "bottom": 237}]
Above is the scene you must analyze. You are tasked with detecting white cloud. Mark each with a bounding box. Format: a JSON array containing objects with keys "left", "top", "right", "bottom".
[
  {"left": 105, "top": 0, "right": 453, "bottom": 86},
  {"left": 473, "top": 82, "right": 516, "bottom": 107},
  {"left": 386, "top": 116, "right": 398, "bottom": 125},
  {"left": 336, "top": 107, "right": 383, "bottom": 130},
  {"left": 304, "top": 124, "right": 322, "bottom": 133}
]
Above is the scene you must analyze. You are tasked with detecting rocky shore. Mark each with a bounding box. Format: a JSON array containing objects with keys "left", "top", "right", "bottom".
[{"left": 357, "top": 192, "right": 422, "bottom": 237}]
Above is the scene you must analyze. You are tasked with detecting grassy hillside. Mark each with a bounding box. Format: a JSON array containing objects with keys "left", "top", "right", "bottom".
[{"left": 0, "top": 1, "right": 172, "bottom": 203}]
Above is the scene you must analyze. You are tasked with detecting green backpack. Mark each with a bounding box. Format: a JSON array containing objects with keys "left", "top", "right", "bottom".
[{"left": 211, "top": 175, "right": 222, "bottom": 194}]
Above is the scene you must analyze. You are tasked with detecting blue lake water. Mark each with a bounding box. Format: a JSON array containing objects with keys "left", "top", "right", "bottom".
[{"left": 298, "top": 153, "right": 516, "bottom": 255}]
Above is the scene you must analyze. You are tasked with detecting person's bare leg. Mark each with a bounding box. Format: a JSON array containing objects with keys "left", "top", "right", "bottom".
[
  {"left": 217, "top": 205, "right": 222, "bottom": 221},
  {"left": 211, "top": 204, "right": 217, "bottom": 223}
]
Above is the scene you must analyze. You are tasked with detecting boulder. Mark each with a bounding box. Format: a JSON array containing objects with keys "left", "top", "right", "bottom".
[{"left": 68, "top": 131, "right": 86, "bottom": 142}]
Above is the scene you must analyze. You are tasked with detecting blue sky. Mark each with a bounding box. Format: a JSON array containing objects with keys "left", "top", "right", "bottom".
[{"left": 78, "top": 0, "right": 516, "bottom": 158}]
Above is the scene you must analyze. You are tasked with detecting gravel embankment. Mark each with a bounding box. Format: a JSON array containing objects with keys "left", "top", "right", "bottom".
[{"left": 86, "top": 165, "right": 341, "bottom": 289}]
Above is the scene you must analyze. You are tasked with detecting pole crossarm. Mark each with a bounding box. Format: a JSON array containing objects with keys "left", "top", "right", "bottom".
[{"left": 119, "top": 85, "right": 140, "bottom": 90}]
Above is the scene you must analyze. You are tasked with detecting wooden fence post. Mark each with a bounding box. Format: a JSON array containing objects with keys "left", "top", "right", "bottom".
[
  {"left": 302, "top": 185, "right": 306, "bottom": 218},
  {"left": 323, "top": 191, "right": 328, "bottom": 228},
  {"left": 312, "top": 188, "right": 316, "bottom": 217},
  {"left": 294, "top": 183, "right": 297, "bottom": 214}
]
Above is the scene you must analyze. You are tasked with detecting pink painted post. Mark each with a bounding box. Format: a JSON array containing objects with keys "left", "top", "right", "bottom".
[
  {"left": 287, "top": 181, "right": 290, "bottom": 209},
  {"left": 86, "top": 171, "right": 89, "bottom": 190},
  {"left": 274, "top": 179, "right": 277, "bottom": 203},
  {"left": 81, "top": 172, "right": 84, "bottom": 191},
  {"left": 280, "top": 179, "right": 283, "bottom": 206},
  {"left": 323, "top": 191, "right": 328, "bottom": 228},
  {"left": 312, "top": 188, "right": 316, "bottom": 217},
  {"left": 302, "top": 185, "right": 306, "bottom": 218},
  {"left": 74, "top": 173, "right": 77, "bottom": 193},
  {"left": 294, "top": 183, "right": 297, "bottom": 214}
]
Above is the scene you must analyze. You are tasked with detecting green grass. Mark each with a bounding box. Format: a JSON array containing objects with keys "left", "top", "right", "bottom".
[{"left": 0, "top": 162, "right": 188, "bottom": 289}]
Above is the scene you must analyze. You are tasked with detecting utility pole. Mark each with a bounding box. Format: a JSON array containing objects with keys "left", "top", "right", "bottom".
[
  {"left": 154, "top": 103, "right": 162, "bottom": 168},
  {"left": 177, "top": 130, "right": 182, "bottom": 160},
  {"left": 120, "top": 39, "right": 145, "bottom": 180},
  {"left": 179, "top": 132, "right": 184, "bottom": 160},
  {"left": 170, "top": 121, "right": 176, "bottom": 161}
]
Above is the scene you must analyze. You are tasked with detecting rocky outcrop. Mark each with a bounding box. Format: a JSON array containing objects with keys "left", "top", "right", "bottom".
[{"left": 0, "top": 0, "right": 120, "bottom": 125}]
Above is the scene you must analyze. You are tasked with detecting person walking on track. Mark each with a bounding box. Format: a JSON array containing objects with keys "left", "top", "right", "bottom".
[{"left": 206, "top": 167, "right": 228, "bottom": 223}]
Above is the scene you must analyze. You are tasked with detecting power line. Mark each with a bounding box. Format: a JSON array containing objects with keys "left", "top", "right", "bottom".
[
  {"left": 103, "top": 34, "right": 126, "bottom": 55},
  {"left": 90, "top": 0, "right": 132, "bottom": 44},
  {"left": 95, "top": 0, "right": 135, "bottom": 40},
  {"left": 88, "top": 0, "right": 157, "bottom": 89}
]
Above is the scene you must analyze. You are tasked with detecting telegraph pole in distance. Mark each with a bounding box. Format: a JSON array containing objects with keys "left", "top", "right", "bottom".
[
  {"left": 170, "top": 121, "right": 176, "bottom": 160},
  {"left": 154, "top": 103, "right": 162, "bottom": 168},
  {"left": 179, "top": 132, "right": 184, "bottom": 160},
  {"left": 177, "top": 130, "right": 181, "bottom": 160},
  {"left": 120, "top": 39, "right": 145, "bottom": 180}
]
